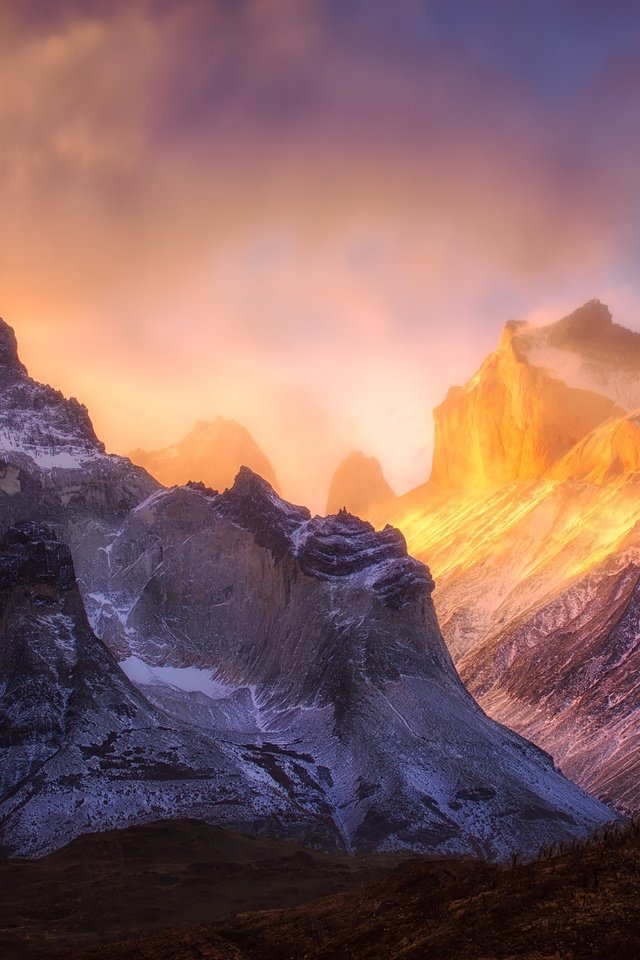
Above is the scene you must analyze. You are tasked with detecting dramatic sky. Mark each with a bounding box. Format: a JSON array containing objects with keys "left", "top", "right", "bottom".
[{"left": 2, "top": 0, "right": 640, "bottom": 508}]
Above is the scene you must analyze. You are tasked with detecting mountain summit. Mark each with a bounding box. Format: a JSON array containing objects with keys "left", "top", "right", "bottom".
[
  {"left": 129, "top": 418, "right": 279, "bottom": 492},
  {"left": 0, "top": 317, "right": 28, "bottom": 377},
  {"left": 430, "top": 301, "right": 623, "bottom": 491},
  {"left": 326, "top": 451, "right": 395, "bottom": 517}
]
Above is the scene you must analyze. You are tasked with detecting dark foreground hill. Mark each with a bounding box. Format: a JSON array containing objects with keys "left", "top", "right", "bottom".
[
  {"left": 2, "top": 823, "right": 640, "bottom": 960},
  {"left": 0, "top": 819, "right": 405, "bottom": 959}
]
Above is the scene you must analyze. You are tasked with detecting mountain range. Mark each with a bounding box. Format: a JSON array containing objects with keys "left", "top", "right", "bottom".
[
  {"left": 372, "top": 299, "right": 640, "bottom": 811},
  {"left": 0, "top": 314, "right": 614, "bottom": 859}
]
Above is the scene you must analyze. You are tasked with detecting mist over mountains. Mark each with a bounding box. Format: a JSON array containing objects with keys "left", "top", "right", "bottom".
[
  {"left": 0, "top": 313, "right": 617, "bottom": 864},
  {"left": 129, "top": 418, "right": 279, "bottom": 494}
]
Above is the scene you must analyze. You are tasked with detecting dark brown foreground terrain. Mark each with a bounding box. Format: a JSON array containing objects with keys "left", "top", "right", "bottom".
[
  {"left": 0, "top": 819, "right": 404, "bottom": 959},
  {"left": 3, "top": 819, "right": 640, "bottom": 960}
]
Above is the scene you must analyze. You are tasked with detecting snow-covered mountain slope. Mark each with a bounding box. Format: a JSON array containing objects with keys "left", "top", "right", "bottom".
[
  {"left": 0, "top": 315, "right": 616, "bottom": 857},
  {"left": 373, "top": 300, "right": 640, "bottom": 810},
  {"left": 79, "top": 469, "right": 615, "bottom": 860},
  {"left": 129, "top": 417, "right": 279, "bottom": 493},
  {"left": 0, "top": 522, "right": 344, "bottom": 858},
  {"left": 0, "top": 316, "right": 158, "bottom": 570},
  {"left": 326, "top": 451, "right": 396, "bottom": 517}
]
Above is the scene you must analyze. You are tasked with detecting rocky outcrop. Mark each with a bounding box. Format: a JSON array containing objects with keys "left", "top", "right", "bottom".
[
  {"left": 550, "top": 412, "right": 640, "bottom": 484},
  {"left": 379, "top": 299, "right": 640, "bottom": 810},
  {"left": 0, "top": 522, "right": 341, "bottom": 858},
  {"left": 326, "top": 452, "right": 395, "bottom": 517},
  {"left": 129, "top": 418, "right": 279, "bottom": 493},
  {"left": 430, "top": 304, "right": 622, "bottom": 491}
]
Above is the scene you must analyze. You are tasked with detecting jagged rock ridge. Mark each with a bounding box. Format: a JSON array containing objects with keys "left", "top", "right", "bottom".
[{"left": 430, "top": 302, "right": 622, "bottom": 491}]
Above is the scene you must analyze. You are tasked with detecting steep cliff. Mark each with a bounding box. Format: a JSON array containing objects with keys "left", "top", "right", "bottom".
[
  {"left": 377, "top": 299, "right": 640, "bottom": 809},
  {"left": 0, "top": 522, "right": 339, "bottom": 858},
  {"left": 430, "top": 304, "right": 622, "bottom": 491}
]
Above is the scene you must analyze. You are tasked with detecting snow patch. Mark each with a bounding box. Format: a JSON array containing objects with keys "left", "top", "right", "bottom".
[{"left": 118, "top": 656, "right": 232, "bottom": 699}]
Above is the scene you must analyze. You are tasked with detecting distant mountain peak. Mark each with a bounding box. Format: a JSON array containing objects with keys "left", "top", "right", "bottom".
[
  {"left": 129, "top": 419, "right": 279, "bottom": 492},
  {"left": 513, "top": 299, "right": 640, "bottom": 367},
  {"left": 553, "top": 298, "right": 613, "bottom": 336},
  {"left": 326, "top": 450, "right": 396, "bottom": 517},
  {"left": 498, "top": 301, "right": 614, "bottom": 358}
]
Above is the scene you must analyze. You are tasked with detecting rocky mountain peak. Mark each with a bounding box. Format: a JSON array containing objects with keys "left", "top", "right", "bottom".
[
  {"left": 430, "top": 302, "right": 622, "bottom": 491},
  {"left": 213, "top": 468, "right": 429, "bottom": 605},
  {"left": 129, "top": 418, "right": 279, "bottom": 492},
  {"left": 498, "top": 318, "right": 528, "bottom": 351},
  {"left": 0, "top": 316, "right": 104, "bottom": 467},
  {"left": 515, "top": 299, "right": 640, "bottom": 373},
  {"left": 216, "top": 466, "right": 311, "bottom": 560},
  {"left": 551, "top": 298, "right": 613, "bottom": 338},
  {"left": 0, "top": 318, "right": 28, "bottom": 378},
  {"left": 326, "top": 451, "right": 396, "bottom": 517}
]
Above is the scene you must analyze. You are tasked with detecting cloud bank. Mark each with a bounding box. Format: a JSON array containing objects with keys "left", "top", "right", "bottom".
[{"left": 2, "top": 0, "right": 640, "bottom": 507}]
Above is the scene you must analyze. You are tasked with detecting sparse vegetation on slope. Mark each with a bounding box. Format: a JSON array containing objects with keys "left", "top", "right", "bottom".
[{"left": 12, "top": 820, "right": 639, "bottom": 960}]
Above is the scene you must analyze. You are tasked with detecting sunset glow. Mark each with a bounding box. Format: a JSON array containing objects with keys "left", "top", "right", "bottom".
[{"left": 3, "top": 1, "right": 640, "bottom": 508}]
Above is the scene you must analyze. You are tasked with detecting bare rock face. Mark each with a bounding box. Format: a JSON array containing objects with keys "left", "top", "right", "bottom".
[
  {"left": 456, "top": 552, "right": 640, "bottom": 812},
  {"left": 0, "top": 316, "right": 617, "bottom": 859},
  {"left": 326, "top": 452, "right": 395, "bottom": 517},
  {"left": 0, "top": 521, "right": 341, "bottom": 858},
  {"left": 550, "top": 412, "right": 640, "bottom": 484},
  {"left": 430, "top": 304, "right": 622, "bottom": 491},
  {"left": 378, "top": 299, "right": 640, "bottom": 811},
  {"left": 129, "top": 418, "right": 279, "bottom": 492},
  {"left": 85, "top": 470, "right": 615, "bottom": 860}
]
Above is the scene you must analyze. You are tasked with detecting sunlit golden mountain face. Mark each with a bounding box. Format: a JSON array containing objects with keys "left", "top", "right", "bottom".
[
  {"left": 371, "top": 300, "right": 640, "bottom": 810},
  {"left": 377, "top": 301, "right": 640, "bottom": 608},
  {"left": 4, "top": 2, "right": 640, "bottom": 511}
]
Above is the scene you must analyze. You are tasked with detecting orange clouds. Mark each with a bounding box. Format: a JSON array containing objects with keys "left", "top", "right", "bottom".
[{"left": 1, "top": 2, "right": 639, "bottom": 510}]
